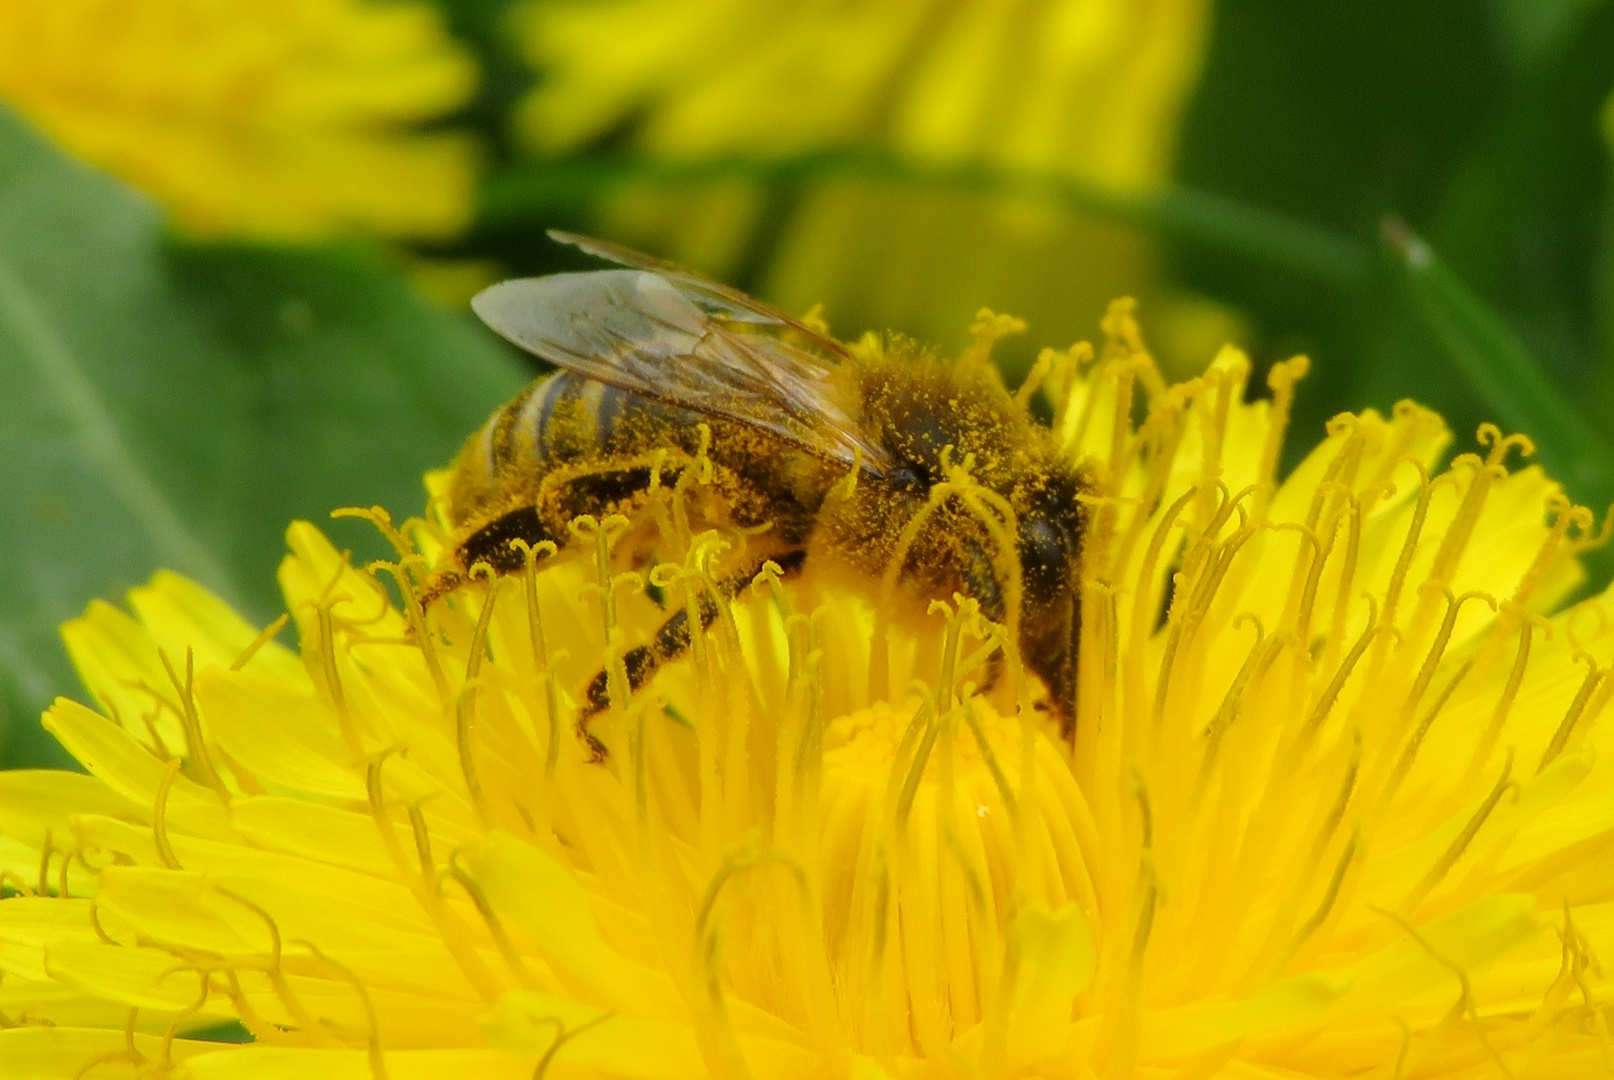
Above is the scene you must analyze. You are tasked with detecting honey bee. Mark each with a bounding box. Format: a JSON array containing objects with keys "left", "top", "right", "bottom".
[{"left": 433, "top": 233, "right": 1087, "bottom": 753}]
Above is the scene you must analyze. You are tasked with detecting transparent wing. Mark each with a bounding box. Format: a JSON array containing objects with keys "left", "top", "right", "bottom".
[
  {"left": 548, "top": 230, "right": 854, "bottom": 359},
  {"left": 471, "top": 268, "right": 890, "bottom": 473}
]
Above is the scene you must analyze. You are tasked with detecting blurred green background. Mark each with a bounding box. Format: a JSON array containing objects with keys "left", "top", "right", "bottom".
[{"left": 3, "top": 0, "right": 1614, "bottom": 768}]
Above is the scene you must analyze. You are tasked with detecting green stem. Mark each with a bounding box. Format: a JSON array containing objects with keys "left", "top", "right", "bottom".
[
  {"left": 479, "top": 148, "right": 1373, "bottom": 287},
  {"left": 1383, "top": 217, "right": 1614, "bottom": 515}
]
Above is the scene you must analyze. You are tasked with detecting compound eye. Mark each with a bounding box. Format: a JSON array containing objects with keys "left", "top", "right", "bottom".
[
  {"left": 889, "top": 464, "right": 929, "bottom": 493},
  {"left": 1020, "top": 518, "right": 1069, "bottom": 585}
]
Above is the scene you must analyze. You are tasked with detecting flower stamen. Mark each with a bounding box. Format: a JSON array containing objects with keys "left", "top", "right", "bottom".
[
  {"left": 1537, "top": 653, "right": 1608, "bottom": 774},
  {"left": 1278, "top": 831, "right": 1358, "bottom": 975},
  {"left": 296, "top": 939, "right": 390, "bottom": 1080},
  {"left": 443, "top": 853, "right": 541, "bottom": 990},
  {"left": 1400, "top": 751, "right": 1515, "bottom": 915},
  {"left": 1372, "top": 906, "right": 1519, "bottom": 1080},
  {"left": 158, "top": 648, "right": 229, "bottom": 800},
  {"left": 365, "top": 752, "right": 503, "bottom": 1002},
  {"left": 151, "top": 759, "right": 183, "bottom": 871},
  {"left": 457, "top": 566, "right": 503, "bottom": 825}
]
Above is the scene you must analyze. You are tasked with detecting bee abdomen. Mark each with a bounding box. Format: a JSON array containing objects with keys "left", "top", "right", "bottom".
[
  {"left": 451, "top": 371, "right": 703, "bottom": 534},
  {"left": 488, "top": 371, "right": 631, "bottom": 468},
  {"left": 461, "top": 373, "right": 656, "bottom": 490}
]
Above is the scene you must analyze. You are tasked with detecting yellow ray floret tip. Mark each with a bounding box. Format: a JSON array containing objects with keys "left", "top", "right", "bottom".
[{"left": 0, "top": 0, "right": 478, "bottom": 241}]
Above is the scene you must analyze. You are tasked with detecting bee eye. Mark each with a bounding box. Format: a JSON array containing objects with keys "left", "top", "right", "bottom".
[
  {"left": 889, "top": 465, "right": 928, "bottom": 493},
  {"left": 1020, "top": 519, "right": 1069, "bottom": 585}
]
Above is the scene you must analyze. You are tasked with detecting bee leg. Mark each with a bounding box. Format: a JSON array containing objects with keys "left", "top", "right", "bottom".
[
  {"left": 419, "top": 506, "right": 560, "bottom": 617},
  {"left": 980, "top": 650, "right": 1006, "bottom": 697},
  {"left": 577, "top": 601, "right": 712, "bottom": 761},
  {"left": 959, "top": 538, "right": 1008, "bottom": 696},
  {"left": 576, "top": 549, "right": 807, "bottom": 760},
  {"left": 1021, "top": 599, "right": 1079, "bottom": 742},
  {"left": 415, "top": 571, "right": 464, "bottom": 615},
  {"left": 1062, "top": 588, "right": 1081, "bottom": 742},
  {"left": 461, "top": 506, "right": 559, "bottom": 574}
]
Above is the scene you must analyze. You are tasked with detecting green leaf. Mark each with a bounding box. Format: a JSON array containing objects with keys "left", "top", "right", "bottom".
[
  {"left": 1384, "top": 219, "right": 1614, "bottom": 513},
  {"left": 0, "top": 105, "right": 527, "bottom": 769},
  {"left": 1172, "top": 0, "right": 1507, "bottom": 453},
  {"left": 1604, "top": 122, "right": 1614, "bottom": 391},
  {"left": 1430, "top": 1, "right": 1614, "bottom": 403},
  {"left": 1495, "top": 0, "right": 1603, "bottom": 66}
]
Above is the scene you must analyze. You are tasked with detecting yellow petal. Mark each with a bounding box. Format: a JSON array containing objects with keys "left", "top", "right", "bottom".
[
  {"left": 180, "top": 1046, "right": 530, "bottom": 1080},
  {"left": 194, "top": 670, "right": 361, "bottom": 800},
  {"left": 45, "top": 939, "right": 229, "bottom": 1015},
  {"left": 0, "top": 770, "right": 141, "bottom": 848},
  {"left": 485, "top": 989, "right": 713, "bottom": 1078},
  {"left": 40, "top": 700, "right": 233, "bottom": 841},
  {"left": 0, "top": 1025, "right": 212, "bottom": 1079},
  {"left": 463, "top": 832, "right": 682, "bottom": 1019},
  {"left": 1003, "top": 901, "right": 1096, "bottom": 1067}
]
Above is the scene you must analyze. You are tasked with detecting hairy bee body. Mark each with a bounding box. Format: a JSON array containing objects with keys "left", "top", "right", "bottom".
[
  {"left": 441, "top": 348, "right": 1087, "bottom": 732},
  {"left": 447, "top": 369, "right": 829, "bottom": 574},
  {"left": 435, "top": 233, "right": 1088, "bottom": 749}
]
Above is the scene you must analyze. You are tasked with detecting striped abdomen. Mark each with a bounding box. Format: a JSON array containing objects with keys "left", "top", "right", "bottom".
[
  {"left": 444, "top": 369, "right": 826, "bottom": 583},
  {"left": 449, "top": 371, "right": 699, "bottom": 527}
]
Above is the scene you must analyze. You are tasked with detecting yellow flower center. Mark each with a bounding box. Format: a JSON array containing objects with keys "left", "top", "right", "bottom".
[
  {"left": 814, "top": 692, "right": 1099, "bottom": 1061},
  {"left": 4, "top": 307, "right": 1614, "bottom": 1080}
]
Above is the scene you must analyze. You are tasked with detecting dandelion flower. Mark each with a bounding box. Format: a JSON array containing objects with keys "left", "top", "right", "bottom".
[
  {"left": 0, "top": 0, "right": 479, "bottom": 241},
  {"left": 512, "top": 0, "right": 1215, "bottom": 361},
  {"left": 4, "top": 306, "right": 1614, "bottom": 1078}
]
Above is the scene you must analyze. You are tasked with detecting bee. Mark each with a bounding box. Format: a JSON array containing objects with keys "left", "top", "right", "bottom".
[{"left": 432, "top": 232, "right": 1087, "bottom": 755}]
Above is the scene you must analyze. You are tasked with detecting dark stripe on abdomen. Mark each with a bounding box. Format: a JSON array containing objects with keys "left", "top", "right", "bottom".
[
  {"left": 596, "top": 383, "right": 629, "bottom": 448},
  {"left": 533, "top": 372, "right": 575, "bottom": 456},
  {"left": 499, "top": 371, "right": 700, "bottom": 473}
]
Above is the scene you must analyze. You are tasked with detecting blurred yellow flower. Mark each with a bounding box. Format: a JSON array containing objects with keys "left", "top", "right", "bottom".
[
  {"left": 513, "top": 0, "right": 1214, "bottom": 366},
  {"left": 3, "top": 308, "right": 1613, "bottom": 1077},
  {"left": 0, "top": 0, "right": 479, "bottom": 241}
]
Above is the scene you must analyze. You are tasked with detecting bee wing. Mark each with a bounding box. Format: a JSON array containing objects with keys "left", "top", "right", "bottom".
[
  {"left": 472, "top": 268, "right": 890, "bottom": 473},
  {"left": 548, "top": 230, "right": 854, "bottom": 359}
]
